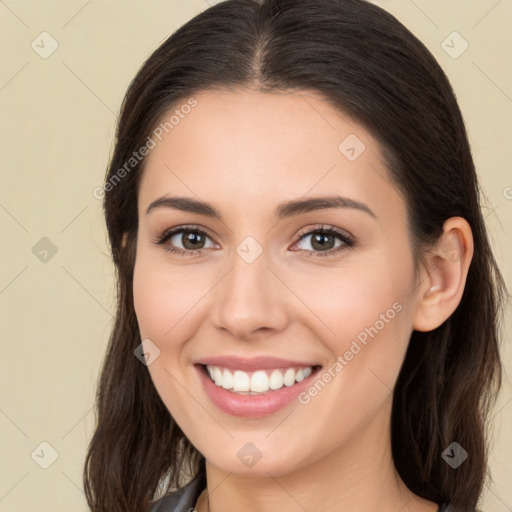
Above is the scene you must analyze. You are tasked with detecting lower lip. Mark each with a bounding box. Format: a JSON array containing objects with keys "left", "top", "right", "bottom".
[{"left": 195, "top": 364, "right": 320, "bottom": 418}]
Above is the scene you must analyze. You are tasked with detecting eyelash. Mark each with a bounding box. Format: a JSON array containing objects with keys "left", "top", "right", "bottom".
[{"left": 152, "top": 224, "right": 356, "bottom": 258}]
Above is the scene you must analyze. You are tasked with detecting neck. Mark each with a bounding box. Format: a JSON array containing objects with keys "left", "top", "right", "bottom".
[{"left": 195, "top": 399, "right": 438, "bottom": 512}]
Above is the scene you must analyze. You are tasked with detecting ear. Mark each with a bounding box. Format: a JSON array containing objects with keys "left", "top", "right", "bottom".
[{"left": 412, "top": 217, "right": 474, "bottom": 332}]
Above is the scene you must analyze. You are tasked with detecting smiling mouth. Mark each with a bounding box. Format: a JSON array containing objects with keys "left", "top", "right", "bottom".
[{"left": 199, "top": 364, "right": 322, "bottom": 395}]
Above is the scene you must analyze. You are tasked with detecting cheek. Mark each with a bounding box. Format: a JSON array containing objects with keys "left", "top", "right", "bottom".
[
  {"left": 291, "top": 261, "right": 414, "bottom": 420},
  {"left": 288, "top": 270, "right": 411, "bottom": 442},
  {"left": 132, "top": 253, "right": 205, "bottom": 424},
  {"left": 291, "top": 262, "right": 411, "bottom": 352},
  {"left": 132, "top": 252, "right": 209, "bottom": 342}
]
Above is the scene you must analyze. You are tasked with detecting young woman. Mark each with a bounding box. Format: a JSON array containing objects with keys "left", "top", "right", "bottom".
[{"left": 83, "top": 1, "right": 507, "bottom": 511}]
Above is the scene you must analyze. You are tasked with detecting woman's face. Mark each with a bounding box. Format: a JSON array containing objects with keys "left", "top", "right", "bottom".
[{"left": 133, "top": 88, "right": 422, "bottom": 476}]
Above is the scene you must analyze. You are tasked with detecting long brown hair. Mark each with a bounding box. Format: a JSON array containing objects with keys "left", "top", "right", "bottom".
[{"left": 83, "top": 1, "right": 507, "bottom": 510}]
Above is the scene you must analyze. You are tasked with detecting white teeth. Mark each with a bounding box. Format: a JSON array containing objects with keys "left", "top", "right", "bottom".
[
  {"left": 269, "top": 369, "right": 283, "bottom": 390},
  {"left": 251, "top": 370, "right": 269, "bottom": 392},
  {"left": 283, "top": 368, "right": 296, "bottom": 387},
  {"left": 213, "top": 366, "right": 223, "bottom": 386},
  {"left": 233, "top": 370, "right": 250, "bottom": 392},
  {"left": 205, "top": 365, "right": 315, "bottom": 393},
  {"left": 222, "top": 368, "right": 233, "bottom": 390}
]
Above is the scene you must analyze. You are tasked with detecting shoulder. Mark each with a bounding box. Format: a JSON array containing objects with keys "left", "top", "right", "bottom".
[{"left": 150, "top": 473, "right": 205, "bottom": 512}]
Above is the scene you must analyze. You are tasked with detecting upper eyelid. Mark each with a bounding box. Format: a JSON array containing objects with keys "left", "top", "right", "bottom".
[
  {"left": 295, "top": 224, "right": 353, "bottom": 240},
  {"left": 161, "top": 224, "right": 215, "bottom": 241}
]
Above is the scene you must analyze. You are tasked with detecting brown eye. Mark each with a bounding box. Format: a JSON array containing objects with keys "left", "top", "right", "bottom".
[
  {"left": 176, "top": 230, "right": 208, "bottom": 250},
  {"left": 292, "top": 226, "right": 355, "bottom": 257},
  {"left": 154, "top": 225, "right": 217, "bottom": 255},
  {"left": 297, "top": 231, "right": 342, "bottom": 252},
  {"left": 310, "top": 232, "right": 337, "bottom": 251}
]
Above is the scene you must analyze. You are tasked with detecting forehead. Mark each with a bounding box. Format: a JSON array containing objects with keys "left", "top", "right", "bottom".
[{"left": 138, "top": 88, "right": 402, "bottom": 222}]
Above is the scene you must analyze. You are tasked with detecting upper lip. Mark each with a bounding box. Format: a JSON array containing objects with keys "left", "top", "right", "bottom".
[{"left": 195, "top": 355, "right": 319, "bottom": 372}]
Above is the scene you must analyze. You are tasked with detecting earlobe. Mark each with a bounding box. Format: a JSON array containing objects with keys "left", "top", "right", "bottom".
[{"left": 412, "top": 217, "right": 474, "bottom": 332}]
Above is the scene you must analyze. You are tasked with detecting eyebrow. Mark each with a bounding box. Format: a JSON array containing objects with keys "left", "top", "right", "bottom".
[{"left": 145, "top": 194, "right": 377, "bottom": 220}]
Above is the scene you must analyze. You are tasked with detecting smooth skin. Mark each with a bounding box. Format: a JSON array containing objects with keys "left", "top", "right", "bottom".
[{"left": 132, "top": 88, "right": 473, "bottom": 512}]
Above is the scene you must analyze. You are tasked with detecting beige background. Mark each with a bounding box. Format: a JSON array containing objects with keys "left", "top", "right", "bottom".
[{"left": 0, "top": 0, "right": 510, "bottom": 510}]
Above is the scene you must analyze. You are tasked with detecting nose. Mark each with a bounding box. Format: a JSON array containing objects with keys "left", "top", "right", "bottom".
[{"left": 210, "top": 246, "right": 290, "bottom": 341}]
